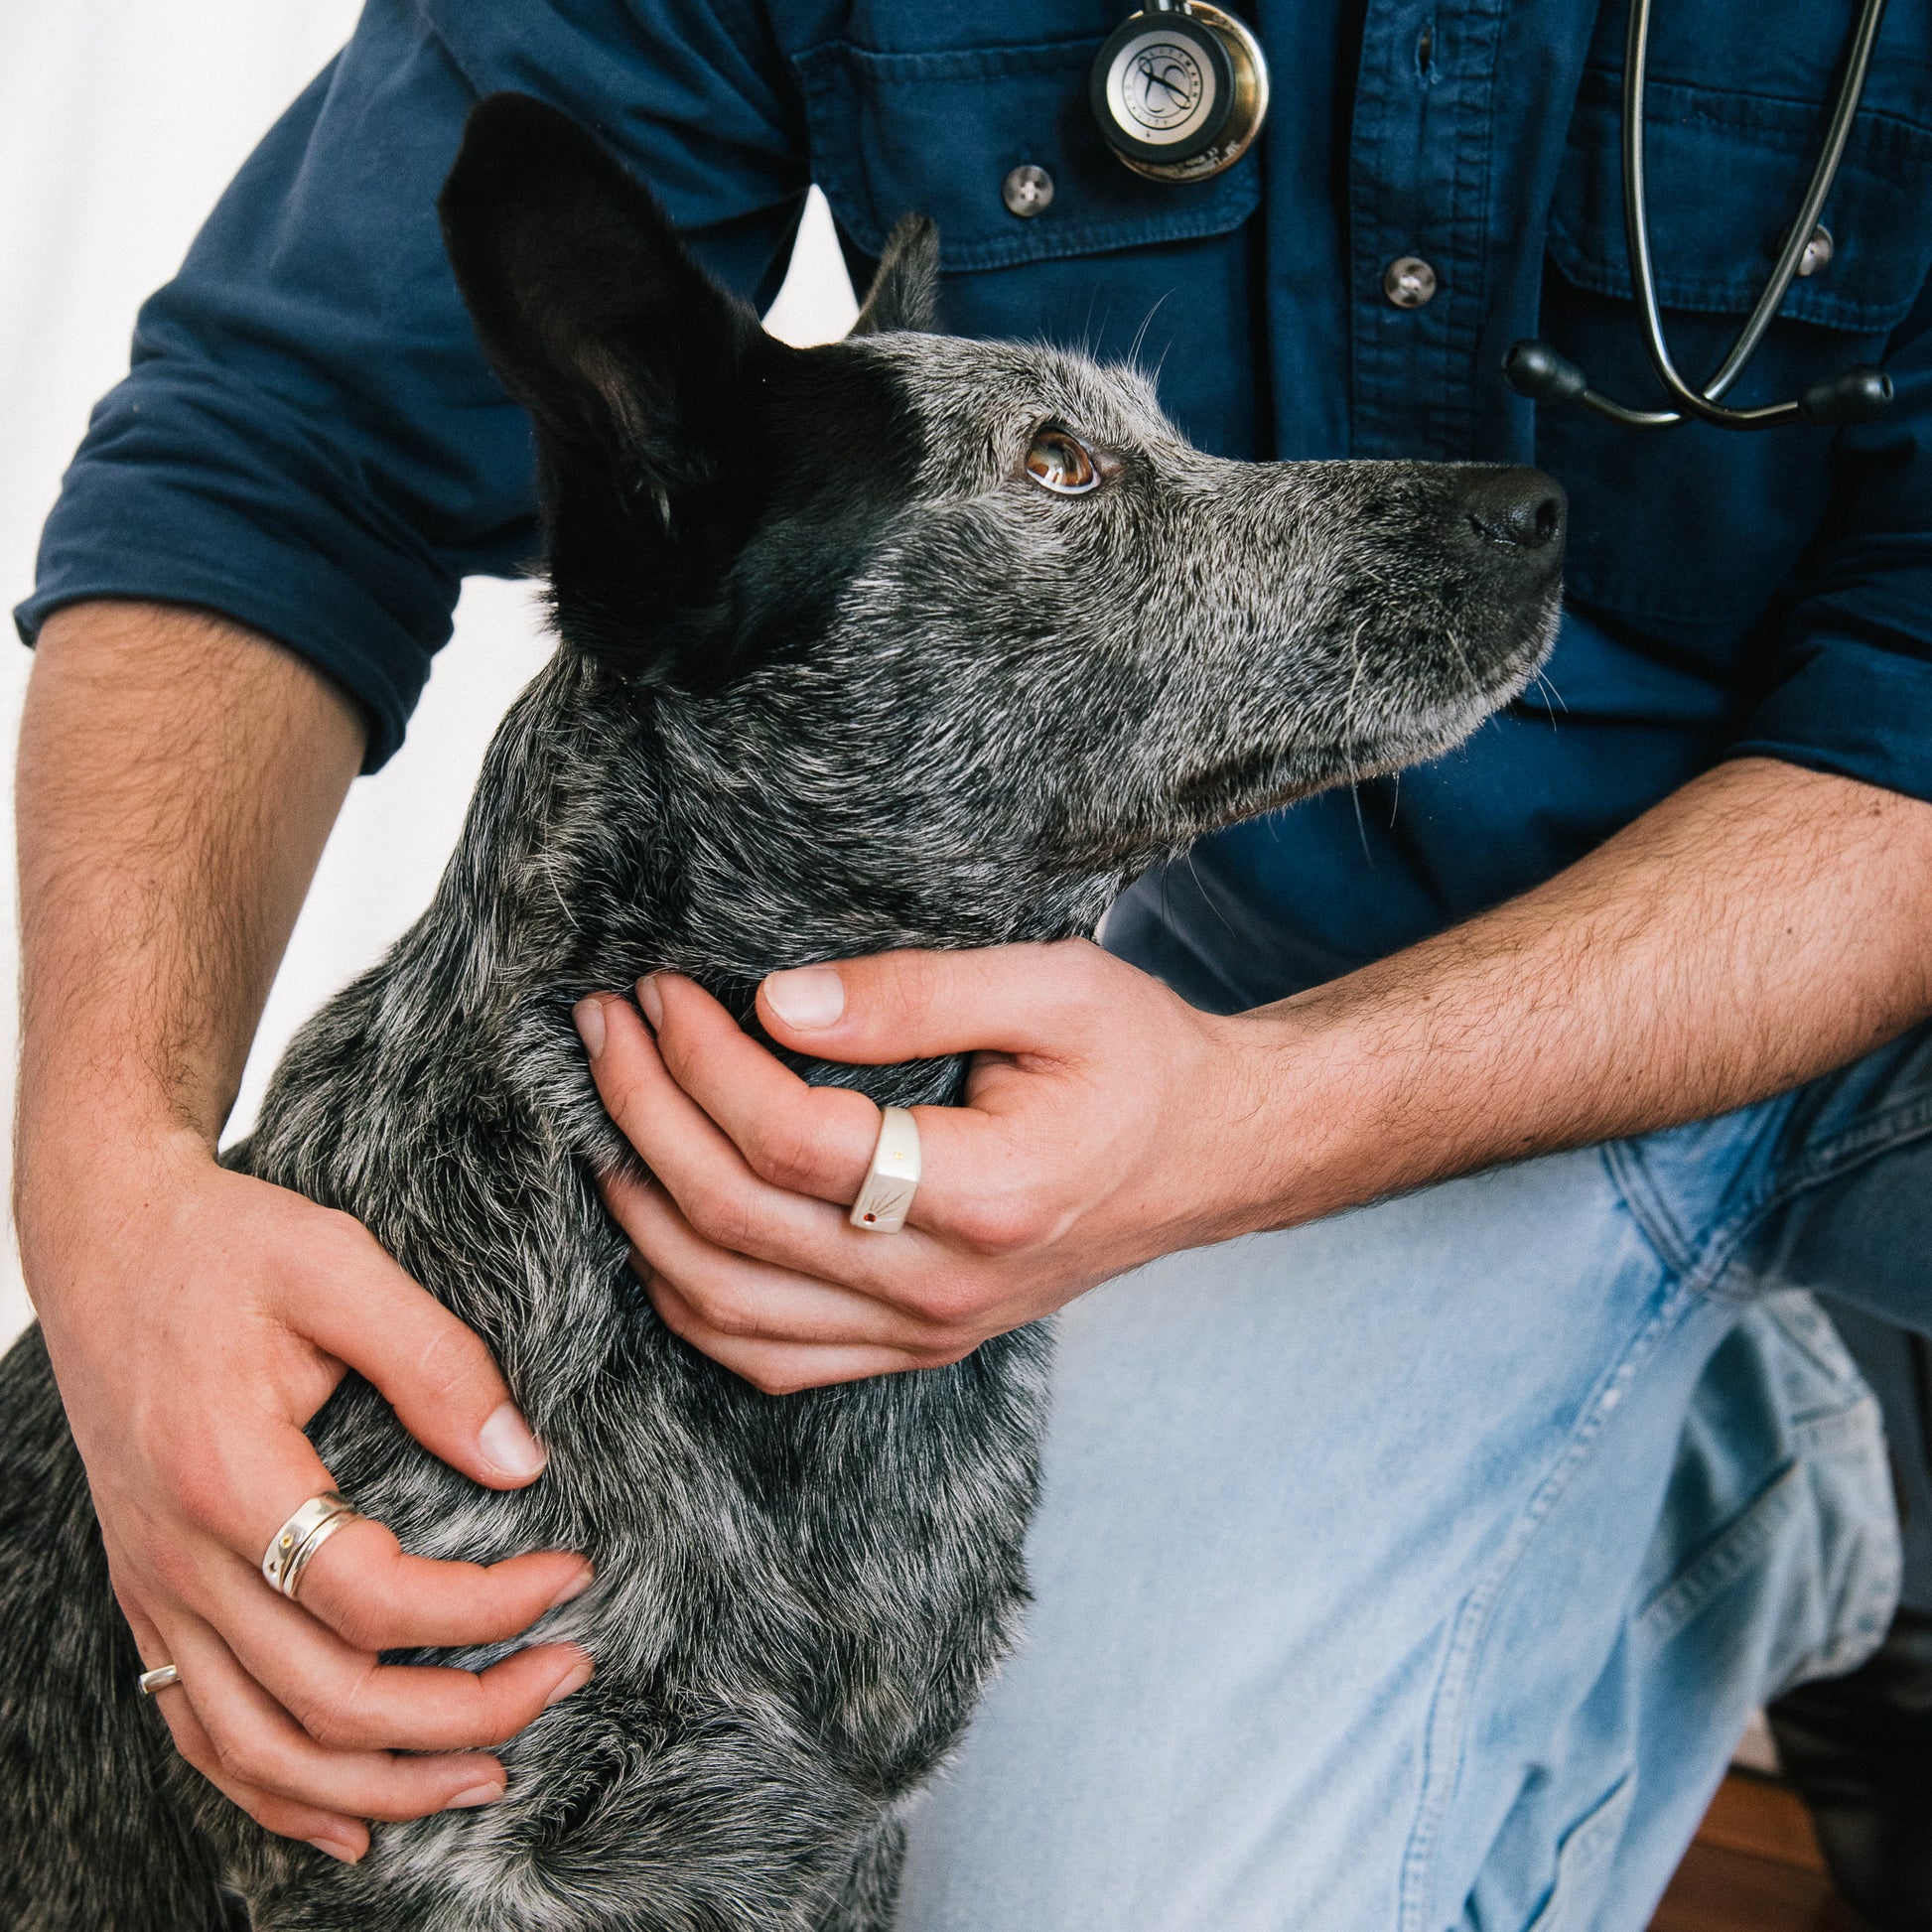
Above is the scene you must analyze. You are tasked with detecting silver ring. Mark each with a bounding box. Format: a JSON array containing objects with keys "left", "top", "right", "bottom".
[
  {"left": 849, "top": 1105, "right": 921, "bottom": 1234},
  {"left": 261, "top": 1491, "right": 362, "bottom": 1601},
  {"left": 138, "top": 1663, "right": 182, "bottom": 1696}
]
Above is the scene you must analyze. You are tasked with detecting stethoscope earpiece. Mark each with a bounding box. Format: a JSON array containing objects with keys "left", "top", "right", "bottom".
[{"left": 1090, "top": 0, "right": 1270, "bottom": 184}]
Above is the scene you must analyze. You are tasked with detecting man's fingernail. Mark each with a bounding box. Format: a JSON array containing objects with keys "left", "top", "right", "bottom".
[
  {"left": 573, "top": 996, "right": 607, "bottom": 1059},
  {"left": 547, "top": 1564, "right": 595, "bottom": 1609},
  {"left": 763, "top": 965, "right": 845, "bottom": 1031},
  {"left": 636, "top": 974, "right": 664, "bottom": 1030},
  {"left": 544, "top": 1658, "right": 596, "bottom": 1708},
  {"left": 447, "top": 1782, "right": 505, "bottom": 1810},
  {"left": 308, "top": 1835, "right": 362, "bottom": 1863},
  {"left": 479, "top": 1402, "right": 546, "bottom": 1481}
]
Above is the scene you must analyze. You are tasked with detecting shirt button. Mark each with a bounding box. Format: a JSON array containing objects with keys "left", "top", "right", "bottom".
[
  {"left": 1383, "top": 256, "right": 1439, "bottom": 309},
  {"left": 1003, "top": 164, "right": 1054, "bottom": 218},
  {"left": 1797, "top": 223, "right": 1835, "bottom": 277}
]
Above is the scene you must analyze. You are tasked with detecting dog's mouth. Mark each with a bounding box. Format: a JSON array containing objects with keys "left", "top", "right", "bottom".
[{"left": 1172, "top": 590, "right": 1561, "bottom": 827}]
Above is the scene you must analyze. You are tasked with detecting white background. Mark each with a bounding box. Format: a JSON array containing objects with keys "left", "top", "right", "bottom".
[{"left": 0, "top": 1, "right": 857, "bottom": 1348}]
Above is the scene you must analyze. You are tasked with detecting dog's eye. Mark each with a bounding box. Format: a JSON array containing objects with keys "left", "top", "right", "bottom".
[{"left": 1024, "top": 430, "right": 1100, "bottom": 495}]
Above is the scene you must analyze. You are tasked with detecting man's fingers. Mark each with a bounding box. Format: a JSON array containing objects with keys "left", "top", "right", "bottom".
[
  {"left": 612, "top": 1173, "right": 962, "bottom": 1350},
  {"left": 153, "top": 1410, "right": 362, "bottom": 1583},
  {"left": 129, "top": 1603, "right": 369, "bottom": 1861},
  {"left": 293, "top": 1516, "right": 592, "bottom": 1652},
  {"left": 127, "top": 1580, "right": 365, "bottom": 1855},
  {"left": 152, "top": 1411, "right": 587, "bottom": 1666},
  {"left": 646, "top": 1274, "right": 950, "bottom": 1395},
  {"left": 150, "top": 1607, "right": 515, "bottom": 1824},
  {"left": 584, "top": 997, "right": 890, "bottom": 1269},
  {"left": 287, "top": 1215, "right": 549, "bottom": 1490},
  {"left": 750, "top": 939, "right": 1120, "bottom": 1066},
  {"left": 213, "top": 1570, "right": 594, "bottom": 1753},
  {"left": 167, "top": 1698, "right": 373, "bottom": 1861},
  {"left": 584, "top": 988, "right": 1016, "bottom": 1250},
  {"left": 628, "top": 976, "right": 879, "bottom": 1203}
]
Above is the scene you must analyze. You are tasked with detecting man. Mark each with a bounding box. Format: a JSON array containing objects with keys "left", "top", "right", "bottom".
[{"left": 13, "top": 0, "right": 1932, "bottom": 1924}]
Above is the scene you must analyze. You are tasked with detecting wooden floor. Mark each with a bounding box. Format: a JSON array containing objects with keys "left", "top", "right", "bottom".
[{"left": 1650, "top": 1774, "right": 1858, "bottom": 1932}]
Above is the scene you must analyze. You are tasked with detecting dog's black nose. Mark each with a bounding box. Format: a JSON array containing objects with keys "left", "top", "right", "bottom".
[{"left": 1460, "top": 468, "right": 1566, "bottom": 554}]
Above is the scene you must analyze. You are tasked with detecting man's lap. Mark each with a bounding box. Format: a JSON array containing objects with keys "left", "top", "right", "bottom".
[{"left": 896, "top": 1033, "right": 1930, "bottom": 1930}]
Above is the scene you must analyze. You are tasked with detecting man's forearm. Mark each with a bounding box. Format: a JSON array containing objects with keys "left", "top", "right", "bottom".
[
  {"left": 13, "top": 604, "right": 584, "bottom": 1853},
  {"left": 1262, "top": 757, "right": 1932, "bottom": 1225},
  {"left": 14, "top": 601, "right": 362, "bottom": 1227}
]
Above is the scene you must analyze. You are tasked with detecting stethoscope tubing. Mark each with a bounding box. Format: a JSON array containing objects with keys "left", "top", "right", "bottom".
[
  {"left": 1503, "top": 0, "right": 1895, "bottom": 432},
  {"left": 1621, "top": 0, "right": 1891, "bottom": 429}
]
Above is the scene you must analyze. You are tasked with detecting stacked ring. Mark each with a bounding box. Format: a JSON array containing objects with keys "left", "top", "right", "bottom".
[{"left": 261, "top": 1491, "right": 362, "bottom": 1601}]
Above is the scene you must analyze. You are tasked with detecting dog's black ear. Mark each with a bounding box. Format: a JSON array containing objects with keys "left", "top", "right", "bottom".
[
  {"left": 439, "top": 92, "right": 758, "bottom": 472},
  {"left": 439, "top": 93, "right": 778, "bottom": 679},
  {"left": 850, "top": 215, "right": 939, "bottom": 337}
]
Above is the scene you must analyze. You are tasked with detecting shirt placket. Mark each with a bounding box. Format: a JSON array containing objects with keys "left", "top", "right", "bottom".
[{"left": 1349, "top": 0, "right": 1508, "bottom": 460}]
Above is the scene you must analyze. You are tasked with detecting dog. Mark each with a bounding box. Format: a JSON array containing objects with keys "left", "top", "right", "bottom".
[{"left": 0, "top": 93, "right": 1564, "bottom": 1931}]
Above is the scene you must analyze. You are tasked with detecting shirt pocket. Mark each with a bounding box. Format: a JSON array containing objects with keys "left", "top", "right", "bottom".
[
  {"left": 1532, "top": 68, "right": 1932, "bottom": 636},
  {"left": 1548, "top": 71, "right": 1932, "bottom": 333},
  {"left": 791, "top": 31, "right": 1260, "bottom": 273},
  {"left": 789, "top": 30, "right": 1266, "bottom": 455}
]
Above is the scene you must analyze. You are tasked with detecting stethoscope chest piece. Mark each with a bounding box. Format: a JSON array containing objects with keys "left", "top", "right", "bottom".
[{"left": 1090, "top": 1, "right": 1270, "bottom": 183}]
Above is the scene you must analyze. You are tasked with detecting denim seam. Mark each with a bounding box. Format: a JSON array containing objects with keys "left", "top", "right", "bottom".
[
  {"left": 1687, "top": 1091, "right": 1932, "bottom": 1304},
  {"left": 1519, "top": 1772, "right": 1637, "bottom": 1932},
  {"left": 1397, "top": 1274, "right": 1700, "bottom": 1932},
  {"left": 1633, "top": 1458, "right": 1802, "bottom": 1651},
  {"left": 1789, "top": 1401, "right": 1903, "bottom": 1682},
  {"left": 1597, "top": 1140, "right": 1697, "bottom": 1277}
]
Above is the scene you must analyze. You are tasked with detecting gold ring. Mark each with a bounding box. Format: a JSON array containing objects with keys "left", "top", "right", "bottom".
[
  {"left": 261, "top": 1491, "right": 362, "bottom": 1602},
  {"left": 138, "top": 1663, "right": 182, "bottom": 1696},
  {"left": 849, "top": 1105, "right": 921, "bottom": 1234}
]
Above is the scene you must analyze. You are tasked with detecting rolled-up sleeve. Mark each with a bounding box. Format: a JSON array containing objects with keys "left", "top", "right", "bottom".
[
  {"left": 14, "top": 0, "right": 809, "bottom": 768},
  {"left": 1728, "top": 279, "right": 1932, "bottom": 803}
]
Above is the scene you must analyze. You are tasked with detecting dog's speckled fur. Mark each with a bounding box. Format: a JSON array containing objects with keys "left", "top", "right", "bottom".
[{"left": 0, "top": 95, "right": 1563, "bottom": 1930}]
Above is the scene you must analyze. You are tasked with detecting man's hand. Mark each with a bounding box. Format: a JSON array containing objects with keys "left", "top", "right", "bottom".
[
  {"left": 573, "top": 942, "right": 1272, "bottom": 1393},
  {"left": 16, "top": 603, "right": 592, "bottom": 1863},
  {"left": 578, "top": 759, "right": 1932, "bottom": 1395},
  {"left": 28, "top": 1137, "right": 593, "bottom": 1862}
]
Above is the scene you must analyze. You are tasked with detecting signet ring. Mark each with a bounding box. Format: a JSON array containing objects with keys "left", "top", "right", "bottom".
[{"left": 849, "top": 1105, "right": 921, "bottom": 1234}]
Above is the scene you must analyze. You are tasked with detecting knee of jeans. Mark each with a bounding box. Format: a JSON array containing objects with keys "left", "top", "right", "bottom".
[{"left": 1461, "top": 1299, "right": 1898, "bottom": 1932}]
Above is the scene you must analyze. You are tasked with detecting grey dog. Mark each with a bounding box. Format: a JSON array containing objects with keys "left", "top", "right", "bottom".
[{"left": 0, "top": 94, "right": 1563, "bottom": 1932}]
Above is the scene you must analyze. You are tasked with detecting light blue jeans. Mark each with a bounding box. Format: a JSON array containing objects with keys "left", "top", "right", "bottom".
[{"left": 896, "top": 1027, "right": 1932, "bottom": 1931}]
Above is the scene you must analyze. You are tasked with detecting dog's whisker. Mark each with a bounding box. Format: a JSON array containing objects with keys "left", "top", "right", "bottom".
[{"left": 1126, "top": 292, "right": 1172, "bottom": 373}]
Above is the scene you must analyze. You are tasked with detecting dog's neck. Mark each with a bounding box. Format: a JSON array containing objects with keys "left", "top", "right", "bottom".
[
  {"left": 408, "top": 646, "right": 1124, "bottom": 1116},
  {"left": 245, "top": 643, "right": 1126, "bottom": 1393}
]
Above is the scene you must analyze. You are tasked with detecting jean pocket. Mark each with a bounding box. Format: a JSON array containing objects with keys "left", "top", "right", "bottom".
[
  {"left": 1634, "top": 1294, "right": 1898, "bottom": 1692},
  {"left": 1520, "top": 1771, "right": 1636, "bottom": 1932}
]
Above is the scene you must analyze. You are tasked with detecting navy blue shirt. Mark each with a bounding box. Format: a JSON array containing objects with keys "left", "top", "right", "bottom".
[{"left": 19, "top": 0, "right": 1932, "bottom": 1010}]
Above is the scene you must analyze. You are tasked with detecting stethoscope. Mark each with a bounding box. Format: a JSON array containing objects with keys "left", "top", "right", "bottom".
[
  {"left": 1088, "top": 0, "right": 1271, "bottom": 182},
  {"left": 1091, "top": 0, "right": 1897, "bottom": 432}
]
